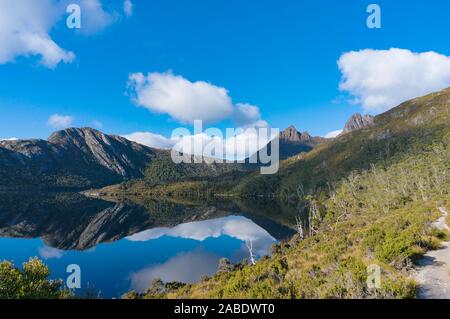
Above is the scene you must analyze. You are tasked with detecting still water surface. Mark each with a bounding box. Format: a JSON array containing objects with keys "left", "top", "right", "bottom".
[{"left": 0, "top": 193, "right": 294, "bottom": 298}]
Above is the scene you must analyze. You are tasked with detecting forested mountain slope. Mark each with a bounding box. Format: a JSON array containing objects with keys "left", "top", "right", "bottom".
[{"left": 235, "top": 87, "right": 450, "bottom": 200}]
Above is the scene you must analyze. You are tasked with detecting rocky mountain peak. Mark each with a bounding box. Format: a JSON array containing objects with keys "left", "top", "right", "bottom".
[
  {"left": 49, "top": 127, "right": 107, "bottom": 144},
  {"left": 0, "top": 127, "right": 161, "bottom": 189},
  {"left": 343, "top": 113, "right": 374, "bottom": 134},
  {"left": 280, "top": 126, "right": 313, "bottom": 143}
]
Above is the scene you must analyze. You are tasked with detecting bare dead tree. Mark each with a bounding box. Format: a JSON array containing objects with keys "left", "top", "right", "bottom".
[
  {"left": 295, "top": 215, "right": 305, "bottom": 240},
  {"left": 308, "top": 199, "right": 321, "bottom": 236},
  {"left": 246, "top": 240, "right": 256, "bottom": 265}
]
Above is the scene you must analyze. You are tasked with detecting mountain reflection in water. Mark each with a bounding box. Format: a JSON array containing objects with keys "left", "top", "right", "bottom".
[{"left": 0, "top": 192, "right": 295, "bottom": 297}]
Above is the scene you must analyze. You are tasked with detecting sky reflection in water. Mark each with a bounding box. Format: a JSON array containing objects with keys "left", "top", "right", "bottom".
[{"left": 0, "top": 216, "right": 276, "bottom": 298}]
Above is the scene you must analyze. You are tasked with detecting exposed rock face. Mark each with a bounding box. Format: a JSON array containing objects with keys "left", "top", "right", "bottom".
[
  {"left": 0, "top": 127, "right": 161, "bottom": 189},
  {"left": 47, "top": 128, "right": 158, "bottom": 177},
  {"left": 342, "top": 114, "right": 374, "bottom": 134},
  {"left": 280, "top": 126, "right": 314, "bottom": 144},
  {"left": 250, "top": 126, "right": 325, "bottom": 161}
]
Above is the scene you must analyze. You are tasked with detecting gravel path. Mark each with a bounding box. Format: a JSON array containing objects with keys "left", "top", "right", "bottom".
[{"left": 415, "top": 207, "right": 450, "bottom": 299}]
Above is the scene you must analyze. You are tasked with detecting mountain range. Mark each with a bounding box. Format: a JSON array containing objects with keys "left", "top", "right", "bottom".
[
  {"left": 0, "top": 88, "right": 427, "bottom": 191},
  {"left": 0, "top": 123, "right": 332, "bottom": 190}
]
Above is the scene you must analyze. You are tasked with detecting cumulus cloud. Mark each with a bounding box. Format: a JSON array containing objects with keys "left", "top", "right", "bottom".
[
  {"left": 122, "top": 131, "right": 175, "bottom": 149},
  {"left": 324, "top": 129, "right": 342, "bottom": 138},
  {"left": 233, "top": 103, "right": 269, "bottom": 128},
  {"left": 127, "top": 71, "right": 268, "bottom": 128},
  {"left": 127, "top": 71, "right": 234, "bottom": 124},
  {"left": 0, "top": 0, "right": 124, "bottom": 68},
  {"left": 47, "top": 114, "right": 74, "bottom": 129},
  {"left": 0, "top": 0, "right": 75, "bottom": 68},
  {"left": 77, "top": 0, "right": 116, "bottom": 35},
  {"left": 123, "top": 0, "right": 133, "bottom": 17},
  {"left": 123, "top": 127, "right": 276, "bottom": 160},
  {"left": 338, "top": 48, "right": 450, "bottom": 113}
]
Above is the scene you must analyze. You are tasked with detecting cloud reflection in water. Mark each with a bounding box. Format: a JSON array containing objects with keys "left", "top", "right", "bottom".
[{"left": 127, "top": 216, "right": 276, "bottom": 292}]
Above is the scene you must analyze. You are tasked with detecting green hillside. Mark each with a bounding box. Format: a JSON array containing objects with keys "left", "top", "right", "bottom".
[
  {"left": 125, "top": 88, "right": 450, "bottom": 299},
  {"left": 235, "top": 88, "right": 450, "bottom": 200}
]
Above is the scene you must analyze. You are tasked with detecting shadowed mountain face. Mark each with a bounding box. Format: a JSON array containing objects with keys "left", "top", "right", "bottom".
[{"left": 0, "top": 128, "right": 164, "bottom": 189}]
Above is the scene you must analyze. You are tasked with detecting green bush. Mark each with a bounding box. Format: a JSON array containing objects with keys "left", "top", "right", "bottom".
[{"left": 0, "top": 258, "right": 71, "bottom": 299}]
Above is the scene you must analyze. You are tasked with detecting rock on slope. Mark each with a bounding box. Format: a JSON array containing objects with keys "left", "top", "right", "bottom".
[{"left": 342, "top": 113, "right": 374, "bottom": 134}]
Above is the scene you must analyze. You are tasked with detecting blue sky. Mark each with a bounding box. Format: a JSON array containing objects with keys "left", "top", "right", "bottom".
[{"left": 1, "top": 0, "right": 450, "bottom": 143}]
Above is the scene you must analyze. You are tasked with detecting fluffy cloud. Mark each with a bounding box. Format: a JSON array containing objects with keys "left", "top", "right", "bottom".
[
  {"left": 233, "top": 103, "right": 269, "bottom": 128},
  {"left": 122, "top": 131, "right": 175, "bottom": 149},
  {"left": 0, "top": 0, "right": 75, "bottom": 68},
  {"left": 123, "top": 127, "right": 276, "bottom": 160},
  {"left": 0, "top": 0, "right": 123, "bottom": 68},
  {"left": 47, "top": 114, "right": 74, "bottom": 129},
  {"left": 78, "top": 0, "right": 116, "bottom": 35},
  {"left": 123, "top": 0, "right": 133, "bottom": 17},
  {"left": 338, "top": 48, "right": 450, "bottom": 113},
  {"left": 127, "top": 71, "right": 268, "bottom": 128},
  {"left": 127, "top": 71, "right": 234, "bottom": 124},
  {"left": 324, "top": 129, "right": 342, "bottom": 138}
]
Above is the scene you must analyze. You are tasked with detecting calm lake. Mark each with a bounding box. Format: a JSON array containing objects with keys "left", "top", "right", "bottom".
[{"left": 0, "top": 192, "right": 295, "bottom": 298}]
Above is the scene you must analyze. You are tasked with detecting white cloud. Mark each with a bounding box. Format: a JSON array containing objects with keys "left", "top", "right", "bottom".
[
  {"left": 127, "top": 71, "right": 234, "bottom": 124},
  {"left": 0, "top": 137, "right": 18, "bottom": 141},
  {"left": 123, "top": 0, "right": 133, "bottom": 17},
  {"left": 47, "top": 114, "right": 74, "bottom": 129},
  {"left": 127, "top": 71, "right": 268, "bottom": 128},
  {"left": 338, "top": 48, "right": 450, "bottom": 113},
  {"left": 0, "top": 0, "right": 123, "bottom": 68},
  {"left": 233, "top": 103, "right": 269, "bottom": 128},
  {"left": 324, "top": 129, "right": 342, "bottom": 138},
  {"left": 78, "top": 0, "right": 116, "bottom": 35},
  {"left": 122, "top": 131, "right": 175, "bottom": 149},
  {"left": 0, "top": 0, "right": 75, "bottom": 68},
  {"left": 124, "top": 127, "right": 276, "bottom": 160}
]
